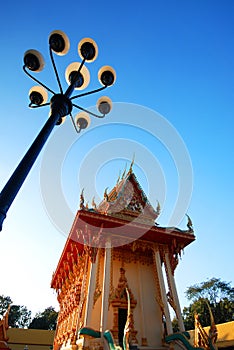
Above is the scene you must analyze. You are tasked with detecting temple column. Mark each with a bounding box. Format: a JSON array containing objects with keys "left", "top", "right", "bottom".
[
  {"left": 154, "top": 247, "right": 173, "bottom": 335},
  {"left": 84, "top": 250, "right": 99, "bottom": 327},
  {"left": 164, "top": 251, "right": 185, "bottom": 332},
  {"left": 75, "top": 255, "right": 89, "bottom": 334},
  {"left": 100, "top": 239, "right": 112, "bottom": 333},
  {"left": 137, "top": 260, "right": 148, "bottom": 346}
]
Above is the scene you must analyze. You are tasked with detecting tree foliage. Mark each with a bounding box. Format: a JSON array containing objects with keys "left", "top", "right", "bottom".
[
  {"left": 0, "top": 295, "right": 12, "bottom": 317},
  {"left": 29, "top": 307, "right": 58, "bottom": 330},
  {"left": 183, "top": 278, "right": 234, "bottom": 330},
  {"left": 0, "top": 295, "right": 31, "bottom": 328},
  {"left": 8, "top": 305, "right": 31, "bottom": 328},
  {"left": 0, "top": 295, "right": 58, "bottom": 330}
]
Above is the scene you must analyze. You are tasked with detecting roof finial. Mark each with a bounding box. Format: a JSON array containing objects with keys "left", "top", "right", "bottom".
[
  {"left": 121, "top": 163, "right": 127, "bottom": 179},
  {"left": 116, "top": 170, "right": 121, "bottom": 185},
  {"left": 92, "top": 197, "right": 97, "bottom": 209},
  {"left": 156, "top": 200, "right": 161, "bottom": 215},
  {"left": 80, "top": 188, "right": 85, "bottom": 209},
  {"left": 186, "top": 214, "right": 193, "bottom": 231},
  {"left": 104, "top": 187, "right": 109, "bottom": 201},
  {"left": 128, "top": 153, "right": 135, "bottom": 174}
]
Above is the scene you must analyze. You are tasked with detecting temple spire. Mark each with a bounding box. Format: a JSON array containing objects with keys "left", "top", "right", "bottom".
[
  {"left": 121, "top": 163, "right": 127, "bottom": 179},
  {"left": 128, "top": 153, "right": 135, "bottom": 174}
]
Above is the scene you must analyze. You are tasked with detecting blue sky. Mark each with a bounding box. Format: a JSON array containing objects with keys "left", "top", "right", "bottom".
[{"left": 0, "top": 0, "right": 233, "bottom": 317}]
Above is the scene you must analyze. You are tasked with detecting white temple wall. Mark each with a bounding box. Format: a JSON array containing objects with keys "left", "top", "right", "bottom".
[{"left": 111, "top": 257, "right": 163, "bottom": 347}]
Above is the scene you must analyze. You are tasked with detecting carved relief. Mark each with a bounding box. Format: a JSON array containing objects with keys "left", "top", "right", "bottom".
[
  {"left": 54, "top": 248, "right": 90, "bottom": 347},
  {"left": 113, "top": 243, "right": 153, "bottom": 266},
  {"left": 110, "top": 268, "right": 137, "bottom": 344},
  {"left": 93, "top": 249, "right": 102, "bottom": 307}
]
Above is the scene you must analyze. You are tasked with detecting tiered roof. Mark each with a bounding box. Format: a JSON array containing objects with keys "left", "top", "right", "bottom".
[
  {"left": 95, "top": 167, "right": 160, "bottom": 225},
  {"left": 51, "top": 164, "right": 195, "bottom": 288}
]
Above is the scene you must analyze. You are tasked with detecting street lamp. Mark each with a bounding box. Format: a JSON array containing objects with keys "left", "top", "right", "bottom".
[{"left": 0, "top": 30, "right": 116, "bottom": 231}]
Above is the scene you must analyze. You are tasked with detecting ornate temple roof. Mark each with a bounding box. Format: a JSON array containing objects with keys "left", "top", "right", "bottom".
[
  {"left": 79, "top": 162, "right": 193, "bottom": 231},
  {"left": 94, "top": 166, "right": 160, "bottom": 225},
  {"left": 51, "top": 162, "right": 195, "bottom": 288}
]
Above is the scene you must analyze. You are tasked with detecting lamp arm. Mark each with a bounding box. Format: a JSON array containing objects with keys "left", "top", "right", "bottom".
[
  {"left": 29, "top": 102, "right": 51, "bottom": 108},
  {"left": 69, "top": 113, "right": 81, "bottom": 133},
  {"left": 23, "top": 65, "right": 56, "bottom": 95},
  {"left": 49, "top": 46, "right": 63, "bottom": 94},
  {"left": 72, "top": 103, "right": 105, "bottom": 118},
  {"left": 70, "top": 85, "right": 107, "bottom": 100}
]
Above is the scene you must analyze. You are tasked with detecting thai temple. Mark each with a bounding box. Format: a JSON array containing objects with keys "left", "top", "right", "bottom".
[
  {"left": 1, "top": 162, "right": 234, "bottom": 350},
  {"left": 50, "top": 163, "right": 198, "bottom": 350}
]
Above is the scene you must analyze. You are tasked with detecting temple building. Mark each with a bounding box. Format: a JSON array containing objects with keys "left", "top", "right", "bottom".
[{"left": 51, "top": 164, "right": 195, "bottom": 350}]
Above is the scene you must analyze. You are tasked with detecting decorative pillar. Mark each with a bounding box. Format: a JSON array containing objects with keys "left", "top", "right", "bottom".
[
  {"left": 154, "top": 247, "right": 173, "bottom": 335},
  {"left": 164, "top": 251, "right": 185, "bottom": 332},
  {"left": 100, "top": 239, "right": 112, "bottom": 333},
  {"left": 84, "top": 249, "right": 99, "bottom": 326},
  {"left": 75, "top": 254, "right": 89, "bottom": 334}
]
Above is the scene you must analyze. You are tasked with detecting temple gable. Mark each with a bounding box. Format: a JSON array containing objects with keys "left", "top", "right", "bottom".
[{"left": 96, "top": 169, "right": 160, "bottom": 225}]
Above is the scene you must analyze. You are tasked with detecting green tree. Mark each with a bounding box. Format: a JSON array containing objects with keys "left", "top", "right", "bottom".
[
  {"left": 29, "top": 307, "right": 58, "bottom": 330},
  {"left": 8, "top": 305, "right": 32, "bottom": 328},
  {"left": 183, "top": 278, "right": 234, "bottom": 330},
  {"left": 172, "top": 317, "right": 179, "bottom": 333},
  {"left": 0, "top": 295, "right": 31, "bottom": 328},
  {"left": 0, "top": 295, "right": 12, "bottom": 317}
]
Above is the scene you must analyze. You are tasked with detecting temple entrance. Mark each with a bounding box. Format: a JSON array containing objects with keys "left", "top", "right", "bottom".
[{"left": 118, "top": 308, "right": 127, "bottom": 347}]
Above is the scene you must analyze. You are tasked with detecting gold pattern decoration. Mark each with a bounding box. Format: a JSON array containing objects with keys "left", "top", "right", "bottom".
[
  {"left": 55, "top": 247, "right": 89, "bottom": 348},
  {"left": 126, "top": 195, "right": 143, "bottom": 213},
  {"left": 131, "top": 239, "right": 157, "bottom": 253},
  {"left": 74, "top": 253, "right": 89, "bottom": 343},
  {"left": 152, "top": 247, "right": 164, "bottom": 313},
  {"left": 78, "top": 225, "right": 103, "bottom": 264},
  {"left": 161, "top": 240, "right": 184, "bottom": 276},
  {"left": 110, "top": 268, "right": 138, "bottom": 344},
  {"left": 113, "top": 242, "right": 154, "bottom": 266},
  {"left": 93, "top": 249, "right": 102, "bottom": 307},
  {"left": 109, "top": 247, "right": 115, "bottom": 306}
]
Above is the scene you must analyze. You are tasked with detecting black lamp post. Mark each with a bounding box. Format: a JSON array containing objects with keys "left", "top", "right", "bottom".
[{"left": 0, "top": 30, "right": 116, "bottom": 231}]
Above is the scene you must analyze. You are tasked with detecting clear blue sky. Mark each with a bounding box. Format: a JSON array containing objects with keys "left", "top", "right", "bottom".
[{"left": 0, "top": 0, "right": 233, "bottom": 317}]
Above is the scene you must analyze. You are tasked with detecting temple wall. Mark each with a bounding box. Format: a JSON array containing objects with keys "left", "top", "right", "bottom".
[{"left": 108, "top": 251, "right": 163, "bottom": 347}]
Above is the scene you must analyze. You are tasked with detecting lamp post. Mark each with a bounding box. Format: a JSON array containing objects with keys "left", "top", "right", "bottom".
[{"left": 0, "top": 30, "right": 116, "bottom": 231}]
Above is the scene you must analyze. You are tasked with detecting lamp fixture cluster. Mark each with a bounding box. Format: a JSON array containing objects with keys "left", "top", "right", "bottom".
[{"left": 23, "top": 30, "right": 116, "bottom": 132}]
